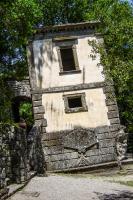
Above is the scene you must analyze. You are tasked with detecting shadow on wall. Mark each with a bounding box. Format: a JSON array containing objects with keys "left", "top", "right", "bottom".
[
  {"left": 37, "top": 40, "right": 57, "bottom": 88},
  {"left": 96, "top": 191, "right": 133, "bottom": 200}
]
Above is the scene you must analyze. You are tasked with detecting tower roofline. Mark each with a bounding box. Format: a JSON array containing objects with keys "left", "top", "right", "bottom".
[{"left": 35, "top": 21, "right": 100, "bottom": 35}]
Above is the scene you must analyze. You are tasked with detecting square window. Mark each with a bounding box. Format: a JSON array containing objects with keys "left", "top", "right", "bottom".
[
  {"left": 63, "top": 93, "right": 88, "bottom": 113},
  {"left": 68, "top": 96, "right": 82, "bottom": 108}
]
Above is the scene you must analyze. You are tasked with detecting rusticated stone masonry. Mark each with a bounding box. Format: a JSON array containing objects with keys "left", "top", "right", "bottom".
[
  {"left": 8, "top": 78, "right": 31, "bottom": 98},
  {"left": 0, "top": 124, "right": 28, "bottom": 189},
  {"left": 41, "top": 125, "right": 120, "bottom": 172},
  {"left": 103, "top": 81, "right": 120, "bottom": 126},
  {"left": 32, "top": 93, "right": 47, "bottom": 137},
  {"left": 0, "top": 122, "right": 45, "bottom": 199}
]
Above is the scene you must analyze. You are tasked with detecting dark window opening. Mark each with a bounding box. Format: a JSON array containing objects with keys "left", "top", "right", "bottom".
[
  {"left": 68, "top": 96, "right": 82, "bottom": 108},
  {"left": 63, "top": 93, "right": 88, "bottom": 113},
  {"left": 60, "top": 47, "right": 76, "bottom": 71}
]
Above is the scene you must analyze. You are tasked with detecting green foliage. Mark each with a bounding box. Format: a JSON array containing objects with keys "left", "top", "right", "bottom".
[
  {"left": 0, "top": 78, "right": 12, "bottom": 123},
  {"left": 40, "top": 0, "right": 88, "bottom": 25},
  {"left": 86, "top": 0, "right": 133, "bottom": 133},
  {"left": 0, "top": 0, "right": 42, "bottom": 79},
  {"left": 19, "top": 102, "right": 34, "bottom": 126},
  {"left": 0, "top": 0, "right": 42, "bottom": 123}
]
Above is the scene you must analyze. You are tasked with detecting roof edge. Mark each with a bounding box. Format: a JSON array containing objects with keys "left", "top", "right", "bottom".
[{"left": 35, "top": 21, "right": 100, "bottom": 34}]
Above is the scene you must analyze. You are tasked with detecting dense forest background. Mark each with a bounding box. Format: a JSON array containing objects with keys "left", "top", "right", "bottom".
[{"left": 0, "top": 0, "right": 133, "bottom": 137}]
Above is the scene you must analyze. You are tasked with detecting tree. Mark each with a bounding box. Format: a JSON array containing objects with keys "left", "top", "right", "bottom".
[
  {"left": 39, "top": 0, "right": 88, "bottom": 25},
  {"left": 0, "top": 0, "right": 42, "bottom": 79},
  {"left": 0, "top": 0, "right": 42, "bottom": 123},
  {"left": 85, "top": 0, "right": 133, "bottom": 133}
]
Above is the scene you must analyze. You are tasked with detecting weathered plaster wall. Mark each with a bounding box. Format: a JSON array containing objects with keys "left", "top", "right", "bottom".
[
  {"left": 42, "top": 88, "right": 110, "bottom": 133},
  {"left": 28, "top": 25, "right": 121, "bottom": 172},
  {"left": 33, "top": 36, "right": 104, "bottom": 89}
]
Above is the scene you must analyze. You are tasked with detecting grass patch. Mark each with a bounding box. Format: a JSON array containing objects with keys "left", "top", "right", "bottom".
[{"left": 117, "top": 181, "right": 133, "bottom": 187}]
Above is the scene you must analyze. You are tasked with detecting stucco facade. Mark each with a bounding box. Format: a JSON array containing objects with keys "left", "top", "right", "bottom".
[
  {"left": 28, "top": 22, "right": 121, "bottom": 171},
  {"left": 42, "top": 88, "right": 110, "bottom": 133},
  {"left": 33, "top": 36, "right": 104, "bottom": 89}
]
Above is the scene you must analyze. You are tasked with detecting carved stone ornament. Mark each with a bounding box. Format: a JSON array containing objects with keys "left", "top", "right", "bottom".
[
  {"left": 116, "top": 126, "right": 128, "bottom": 162},
  {"left": 63, "top": 127, "right": 99, "bottom": 167}
]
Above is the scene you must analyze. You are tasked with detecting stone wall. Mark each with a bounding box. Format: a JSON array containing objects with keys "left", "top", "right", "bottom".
[
  {"left": 27, "top": 122, "right": 45, "bottom": 174},
  {"left": 0, "top": 122, "right": 45, "bottom": 198},
  {"left": 8, "top": 78, "right": 31, "bottom": 98},
  {"left": 0, "top": 124, "right": 28, "bottom": 189},
  {"left": 0, "top": 124, "right": 12, "bottom": 189},
  {"left": 42, "top": 125, "right": 119, "bottom": 171}
]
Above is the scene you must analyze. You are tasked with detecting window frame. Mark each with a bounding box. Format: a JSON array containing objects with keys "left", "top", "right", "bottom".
[
  {"left": 63, "top": 92, "right": 88, "bottom": 113},
  {"left": 55, "top": 39, "right": 81, "bottom": 75}
]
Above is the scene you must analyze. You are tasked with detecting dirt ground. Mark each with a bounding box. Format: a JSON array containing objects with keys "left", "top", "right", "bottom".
[{"left": 8, "top": 164, "right": 133, "bottom": 200}]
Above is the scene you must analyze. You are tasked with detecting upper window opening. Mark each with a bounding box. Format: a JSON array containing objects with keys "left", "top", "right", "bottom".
[
  {"left": 60, "top": 47, "right": 76, "bottom": 71},
  {"left": 55, "top": 39, "right": 80, "bottom": 74},
  {"left": 68, "top": 96, "right": 82, "bottom": 108}
]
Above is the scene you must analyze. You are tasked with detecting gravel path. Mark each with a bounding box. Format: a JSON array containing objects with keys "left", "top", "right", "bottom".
[{"left": 9, "top": 174, "right": 133, "bottom": 200}]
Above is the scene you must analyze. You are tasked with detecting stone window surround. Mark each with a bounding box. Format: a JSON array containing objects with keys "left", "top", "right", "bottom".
[
  {"left": 55, "top": 39, "right": 81, "bottom": 75},
  {"left": 63, "top": 92, "right": 88, "bottom": 113}
]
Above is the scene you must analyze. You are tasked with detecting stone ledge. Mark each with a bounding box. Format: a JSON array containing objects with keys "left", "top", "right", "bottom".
[
  {"left": 59, "top": 70, "right": 81, "bottom": 75},
  {"left": 31, "top": 82, "right": 105, "bottom": 94},
  {"left": 47, "top": 159, "right": 133, "bottom": 173}
]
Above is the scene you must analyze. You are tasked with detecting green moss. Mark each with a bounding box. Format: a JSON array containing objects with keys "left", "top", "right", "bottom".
[{"left": 118, "top": 181, "right": 133, "bottom": 187}]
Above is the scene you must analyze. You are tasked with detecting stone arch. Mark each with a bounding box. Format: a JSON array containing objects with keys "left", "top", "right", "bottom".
[
  {"left": 8, "top": 78, "right": 31, "bottom": 98},
  {"left": 8, "top": 78, "right": 33, "bottom": 124},
  {"left": 12, "top": 96, "right": 32, "bottom": 123}
]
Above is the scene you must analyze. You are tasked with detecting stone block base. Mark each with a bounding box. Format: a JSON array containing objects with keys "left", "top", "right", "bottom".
[{"left": 42, "top": 125, "right": 119, "bottom": 172}]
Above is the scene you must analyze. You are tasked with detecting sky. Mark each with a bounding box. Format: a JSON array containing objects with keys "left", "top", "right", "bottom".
[{"left": 128, "top": 0, "right": 133, "bottom": 4}]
